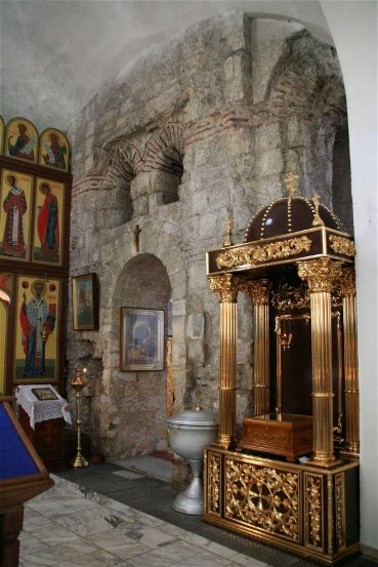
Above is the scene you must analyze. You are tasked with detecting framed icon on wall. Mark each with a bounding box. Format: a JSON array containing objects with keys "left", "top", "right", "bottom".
[
  {"left": 72, "top": 273, "right": 99, "bottom": 331},
  {"left": 13, "top": 275, "right": 62, "bottom": 383},
  {"left": 32, "top": 177, "right": 65, "bottom": 265},
  {"left": 5, "top": 117, "right": 38, "bottom": 163},
  {"left": 120, "top": 307, "right": 164, "bottom": 371},
  {"left": 39, "top": 128, "right": 70, "bottom": 172},
  {"left": 0, "top": 169, "right": 34, "bottom": 262}
]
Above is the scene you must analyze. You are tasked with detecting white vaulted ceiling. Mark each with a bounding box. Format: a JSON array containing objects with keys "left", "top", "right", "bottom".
[{"left": 0, "top": 0, "right": 332, "bottom": 133}]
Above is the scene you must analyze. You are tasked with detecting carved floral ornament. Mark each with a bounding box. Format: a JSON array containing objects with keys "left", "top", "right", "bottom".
[
  {"left": 215, "top": 236, "right": 312, "bottom": 270},
  {"left": 329, "top": 235, "right": 356, "bottom": 257},
  {"left": 271, "top": 282, "right": 310, "bottom": 311}
]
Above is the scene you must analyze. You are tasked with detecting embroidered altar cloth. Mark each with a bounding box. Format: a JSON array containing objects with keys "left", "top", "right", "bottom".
[{"left": 16, "top": 385, "right": 72, "bottom": 429}]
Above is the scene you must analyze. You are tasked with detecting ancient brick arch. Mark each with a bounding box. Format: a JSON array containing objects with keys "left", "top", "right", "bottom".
[
  {"left": 98, "top": 141, "right": 144, "bottom": 224},
  {"left": 267, "top": 31, "right": 346, "bottom": 121},
  {"left": 142, "top": 122, "right": 185, "bottom": 176},
  {"left": 101, "top": 141, "right": 143, "bottom": 190}
]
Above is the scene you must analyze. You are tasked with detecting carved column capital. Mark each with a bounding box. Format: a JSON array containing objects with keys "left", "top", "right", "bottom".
[
  {"left": 336, "top": 266, "right": 356, "bottom": 297},
  {"left": 240, "top": 279, "right": 271, "bottom": 305},
  {"left": 208, "top": 274, "right": 240, "bottom": 302},
  {"left": 297, "top": 258, "right": 342, "bottom": 293}
]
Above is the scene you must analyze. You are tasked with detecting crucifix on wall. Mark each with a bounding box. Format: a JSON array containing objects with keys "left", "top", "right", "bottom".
[{"left": 133, "top": 224, "right": 142, "bottom": 252}]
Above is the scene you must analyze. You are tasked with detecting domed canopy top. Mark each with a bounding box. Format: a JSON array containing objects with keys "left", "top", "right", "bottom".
[{"left": 244, "top": 195, "right": 344, "bottom": 242}]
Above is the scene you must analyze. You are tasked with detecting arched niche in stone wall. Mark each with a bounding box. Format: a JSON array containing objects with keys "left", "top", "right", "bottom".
[
  {"left": 101, "top": 142, "right": 143, "bottom": 225},
  {"left": 142, "top": 123, "right": 185, "bottom": 205},
  {"left": 263, "top": 29, "right": 352, "bottom": 230},
  {"left": 104, "top": 253, "right": 172, "bottom": 457}
]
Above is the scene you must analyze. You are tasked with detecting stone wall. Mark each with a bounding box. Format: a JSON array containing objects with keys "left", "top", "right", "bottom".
[{"left": 66, "top": 11, "right": 350, "bottom": 459}]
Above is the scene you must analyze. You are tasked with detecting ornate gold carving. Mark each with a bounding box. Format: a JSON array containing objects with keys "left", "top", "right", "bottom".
[
  {"left": 225, "top": 458, "right": 299, "bottom": 541},
  {"left": 240, "top": 279, "right": 271, "bottom": 305},
  {"left": 298, "top": 258, "right": 342, "bottom": 293},
  {"left": 223, "top": 219, "right": 233, "bottom": 247},
  {"left": 208, "top": 274, "right": 240, "bottom": 302},
  {"left": 284, "top": 171, "right": 300, "bottom": 196},
  {"left": 209, "top": 453, "right": 221, "bottom": 513},
  {"left": 329, "top": 235, "right": 355, "bottom": 257},
  {"left": 336, "top": 266, "right": 356, "bottom": 296},
  {"left": 271, "top": 283, "right": 310, "bottom": 312},
  {"left": 335, "top": 473, "right": 346, "bottom": 550},
  {"left": 327, "top": 474, "right": 334, "bottom": 554},
  {"left": 166, "top": 337, "right": 174, "bottom": 417},
  {"left": 216, "top": 236, "right": 312, "bottom": 270},
  {"left": 306, "top": 474, "right": 322, "bottom": 548},
  {"left": 312, "top": 194, "right": 325, "bottom": 227}
]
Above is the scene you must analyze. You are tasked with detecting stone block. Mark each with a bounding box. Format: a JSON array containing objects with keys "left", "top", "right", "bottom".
[
  {"left": 187, "top": 313, "right": 205, "bottom": 339},
  {"left": 254, "top": 148, "right": 283, "bottom": 178}
]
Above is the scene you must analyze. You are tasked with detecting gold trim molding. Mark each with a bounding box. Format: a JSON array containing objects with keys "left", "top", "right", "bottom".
[{"left": 216, "top": 236, "right": 312, "bottom": 270}]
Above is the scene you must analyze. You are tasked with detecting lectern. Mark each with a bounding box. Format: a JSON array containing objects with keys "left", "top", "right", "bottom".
[{"left": 0, "top": 397, "right": 53, "bottom": 566}]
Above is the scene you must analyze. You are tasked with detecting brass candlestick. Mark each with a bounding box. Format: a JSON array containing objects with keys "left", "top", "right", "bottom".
[{"left": 70, "top": 369, "right": 89, "bottom": 468}]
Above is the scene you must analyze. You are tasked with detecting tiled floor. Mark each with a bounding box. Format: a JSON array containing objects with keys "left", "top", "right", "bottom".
[
  {"left": 20, "top": 474, "right": 268, "bottom": 567},
  {"left": 19, "top": 457, "right": 378, "bottom": 567}
]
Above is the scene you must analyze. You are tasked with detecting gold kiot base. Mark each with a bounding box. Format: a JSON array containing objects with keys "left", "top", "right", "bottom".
[
  {"left": 204, "top": 447, "right": 360, "bottom": 566},
  {"left": 71, "top": 453, "right": 89, "bottom": 468}
]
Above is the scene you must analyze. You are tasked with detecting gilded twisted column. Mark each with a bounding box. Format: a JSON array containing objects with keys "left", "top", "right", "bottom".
[
  {"left": 338, "top": 267, "right": 359, "bottom": 456},
  {"left": 242, "top": 280, "right": 271, "bottom": 416},
  {"left": 298, "top": 258, "right": 342, "bottom": 465},
  {"left": 209, "top": 274, "right": 239, "bottom": 449}
]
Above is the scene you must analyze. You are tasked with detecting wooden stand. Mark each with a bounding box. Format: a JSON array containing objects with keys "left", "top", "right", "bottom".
[{"left": 18, "top": 406, "right": 65, "bottom": 471}]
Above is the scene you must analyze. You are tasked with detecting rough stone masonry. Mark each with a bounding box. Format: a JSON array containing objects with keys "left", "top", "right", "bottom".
[{"left": 66, "top": 11, "right": 350, "bottom": 461}]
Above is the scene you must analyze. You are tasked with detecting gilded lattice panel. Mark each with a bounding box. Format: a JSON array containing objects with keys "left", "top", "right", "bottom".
[{"left": 224, "top": 457, "right": 299, "bottom": 541}]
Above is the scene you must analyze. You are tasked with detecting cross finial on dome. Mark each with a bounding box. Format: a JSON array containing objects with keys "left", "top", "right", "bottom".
[
  {"left": 223, "top": 219, "right": 233, "bottom": 247},
  {"left": 283, "top": 171, "right": 299, "bottom": 197},
  {"left": 312, "top": 193, "right": 325, "bottom": 226}
]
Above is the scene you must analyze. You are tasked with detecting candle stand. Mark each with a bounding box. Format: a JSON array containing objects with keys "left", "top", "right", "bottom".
[{"left": 70, "top": 369, "right": 89, "bottom": 468}]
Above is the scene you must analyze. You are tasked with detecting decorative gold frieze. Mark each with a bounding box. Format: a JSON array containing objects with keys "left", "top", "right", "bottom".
[
  {"left": 225, "top": 458, "right": 299, "bottom": 541},
  {"left": 216, "top": 236, "right": 312, "bottom": 270},
  {"left": 329, "top": 235, "right": 355, "bottom": 257}
]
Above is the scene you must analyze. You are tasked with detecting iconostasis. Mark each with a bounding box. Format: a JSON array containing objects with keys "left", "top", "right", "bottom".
[{"left": 0, "top": 116, "right": 72, "bottom": 396}]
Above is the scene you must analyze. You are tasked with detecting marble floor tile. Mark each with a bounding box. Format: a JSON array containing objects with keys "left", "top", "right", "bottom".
[{"left": 20, "top": 478, "right": 268, "bottom": 567}]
